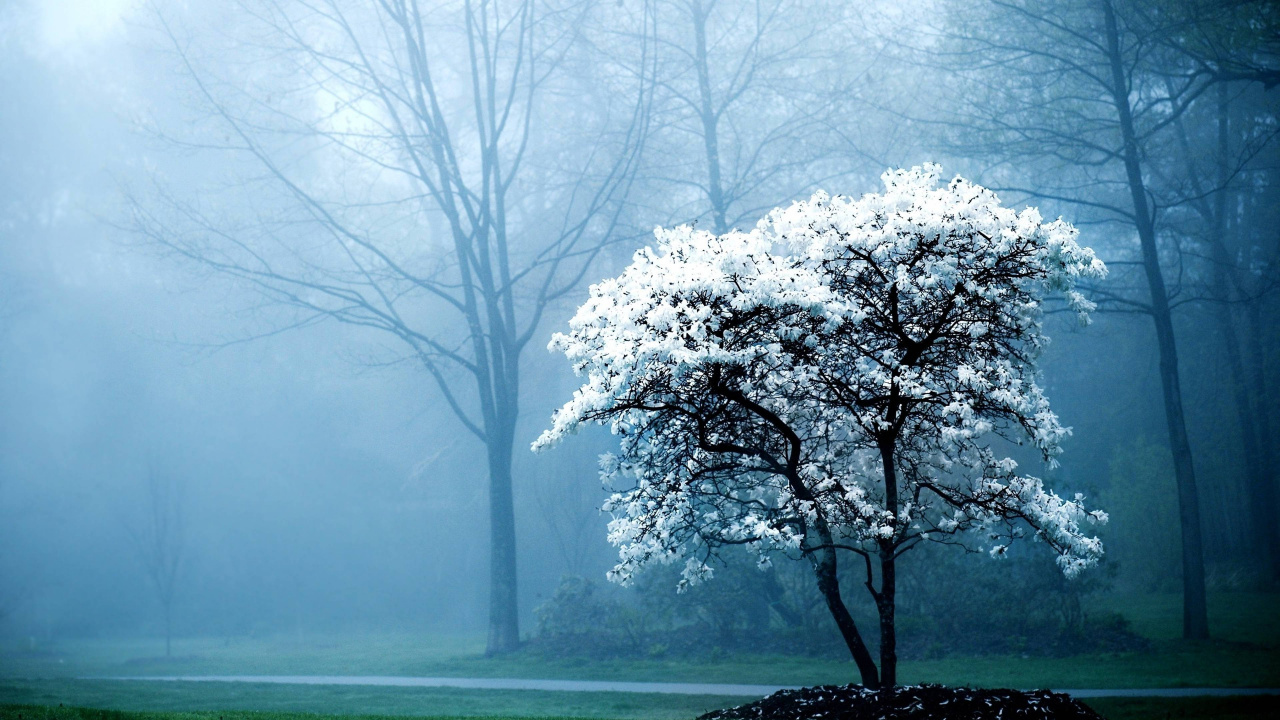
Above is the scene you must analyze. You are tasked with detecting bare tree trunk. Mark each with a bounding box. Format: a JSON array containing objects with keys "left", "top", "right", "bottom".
[
  {"left": 1210, "top": 83, "right": 1280, "bottom": 578},
  {"left": 486, "top": 407, "right": 521, "bottom": 655},
  {"left": 1210, "top": 245, "right": 1268, "bottom": 567},
  {"left": 1244, "top": 301, "right": 1279, "bottom": 579},
  {"left": 1103, "top": 0, "right": 1209, "bottom": 639},
  {"left": 691, "top": 0, "right": 730, "bottom": 234},
  {"left": 806, "top": 522, "right": 880, "bottom": 689}
]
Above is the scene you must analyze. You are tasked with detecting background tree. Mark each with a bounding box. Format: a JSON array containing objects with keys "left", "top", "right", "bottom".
[
  {"left": 538, "top": 166, "right": 1108, "bottom": 687},
  {"left": 637, "top": 0, "right": 885, "bottom": 233},
  {"left": 131, "top": 0, "right": 653, "bottom": 653},
  {"left": 1165, "top": 78, "right": 1280, "bottom": 579},
  {"left": 922, "top": 0, "right": 1279, "bottom": 638},
  {"left": 128, "top": 471, "right": 185, "bottom": 658}
]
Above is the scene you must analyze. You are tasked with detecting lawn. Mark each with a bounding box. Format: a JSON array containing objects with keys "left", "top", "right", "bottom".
[
  {"left": 0, "top": 593, "right": 1275, "bottom": 719},
  {"left": 3, "top": 696, "right": 1280, "bottom": 720},
  {"left": 3, "top": 635, "right": 1276, "bottom": 689},
  {"left": 0, "top": 684, "right": 731, "bottom": 720},
  {"left": 3, "top": 595, "right": 1277, "bottom": 688}
]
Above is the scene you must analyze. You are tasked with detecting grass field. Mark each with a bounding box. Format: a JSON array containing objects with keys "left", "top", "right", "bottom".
[
  {"left": 3, "top": 593, "right": 1276, "bottom": 688},
  {"left": 3, "top": 696, "right": 1280, "bottom": 720},
  {"left": 0, "top": 592, "right": 1275, "bottom": 719},
  {"left": 0, "top": 683, "right": 732, "bottom": 720}
]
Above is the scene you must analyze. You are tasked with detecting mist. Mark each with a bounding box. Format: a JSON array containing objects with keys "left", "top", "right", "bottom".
[{"left": 0, "top": 0, "right": 1276, "bottom": 706}]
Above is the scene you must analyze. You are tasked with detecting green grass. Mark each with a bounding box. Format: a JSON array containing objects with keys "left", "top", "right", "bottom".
[
  {"left": 3, "top": 635, "right": 1275, "bottom": 689},
  {"left": 0, "top": 706, "right": 583, "bottom": 720},
  {"left": 0, "top": 684, "right": 729, "bottom": 720},
  {"left": 1087, "top": 592, "right": 1280, "bottom": 645},
  {"left": 4, "top": 696, "right": 1280, "bottom": 720},
  {"left": 4, "top": 593, "right": 1274, "bottom": 688},
  {"left": 0, "top": 592, "right": 1275, "bottom": 719}
]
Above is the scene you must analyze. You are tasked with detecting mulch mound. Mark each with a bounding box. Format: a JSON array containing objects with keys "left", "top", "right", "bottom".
[{"left": 697, "top": 684, "right": 1103, "bottom": 720}]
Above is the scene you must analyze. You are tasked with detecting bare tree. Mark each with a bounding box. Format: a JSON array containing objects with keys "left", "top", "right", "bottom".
[
  {"left": 1167, "top": 79, "right": 1280, "bottom": 579},
  {"left": 129, "top": 471, "right": 184, "bottom": 658},
  {"left": 130, "top": 0, "right": 653, "bottom": 653},
  {"left": 637, "top": 0, "right": 883, "bottom": 233},
  {"left": 924, "top": 0, "right": 1277, "bottom": 639}
]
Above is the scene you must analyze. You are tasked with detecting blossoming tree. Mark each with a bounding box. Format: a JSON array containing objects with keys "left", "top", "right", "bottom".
[{"left": 536, "top": 165, "right": 1109, "bottom": 688}]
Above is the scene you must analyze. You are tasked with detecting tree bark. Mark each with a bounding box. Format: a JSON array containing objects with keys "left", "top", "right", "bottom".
[
  {"left": 691, "top": 0, "right": 730, "bottom": 234},
  {"left": 1209, "top": 83, "right": 1279, "bottom": 578},
  {"left": 1243, "top": 301, "right": 1279, "bottom": 579},
  {"left": 876, "top": 443, "right": 898, "bottom": 687},
  {"left": 1102, "top": 0, "right": 1209, "bottom": 639},
  {"left": 486, "top": 414, "right": 521, "bottom": 655},
  {"left": 806, "top": 522, "right": 880, "bottom": 689}
]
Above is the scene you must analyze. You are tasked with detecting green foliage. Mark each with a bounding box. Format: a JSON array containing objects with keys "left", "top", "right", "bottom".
[
  {"left": 891, "top": 544, "right": 1141, "bottom": 658},
  {"left": 532, "top": 545, "right": 1146, "bottom": 662},
  {"left": 532, "top": 577, "right": 646, "bottom": 659}
]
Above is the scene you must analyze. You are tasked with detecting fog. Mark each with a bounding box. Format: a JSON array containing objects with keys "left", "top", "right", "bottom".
[{"left": 0, "top": 0, "right": 1275, "bottom": 672}]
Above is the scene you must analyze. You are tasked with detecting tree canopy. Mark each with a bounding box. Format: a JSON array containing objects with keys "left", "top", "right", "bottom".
[{"left": 539, "top": 165, "right": 1109, "bottom": 686}]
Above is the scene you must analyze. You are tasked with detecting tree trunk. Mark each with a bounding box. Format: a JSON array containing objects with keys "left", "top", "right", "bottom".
[
  {"left": 806, "top": 522, "right": 880, "bottom": 689},
  {"left": 691, "top": 0, "right": 730, "bottom": 234},
  {"left": 485, "top": 417, "right": 521, "bottom": 655},
  {"left": 1210, "top": 83, "right": 1279, "bottom": 578},
  {"left": 1102, "top": 0, "right": 1209, "bottom": 639},
  {"left": 1244, "top": 301, "right": 1279, "bottom": 579},
  {"left": 877, "top": 550, "right": 896, "bottom": 687},
  {"left": 876, "top": 443, "right": 898, "bottom": 686}
]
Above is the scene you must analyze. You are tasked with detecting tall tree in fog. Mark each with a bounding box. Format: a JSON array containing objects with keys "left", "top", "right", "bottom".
[
  {"left": 642, "top": 0, "right": 877, "bottom": 232},
  {"left": 1168, "top": 79, "right": 1280, "bottom": 579},
  {"left": 1159, "top": 4, "right": 1280, "bottom": 577},
  {"left": 129, "top": 472, "right": 185, "bottom": 658},
  {"left": 930, "top": 0, "right": 1277, "bottom": 639},
  {"left": 131, "top": 0, "right": 652, "bottom": 653}
]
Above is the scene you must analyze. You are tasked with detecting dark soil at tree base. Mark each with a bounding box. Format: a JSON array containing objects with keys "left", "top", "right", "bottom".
[{"left": 697, "top": 684, "right": 1104, "bottom": 720}]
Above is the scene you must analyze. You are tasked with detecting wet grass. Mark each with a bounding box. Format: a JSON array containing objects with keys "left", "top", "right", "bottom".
[
  {"left": 0, "top": 684, "right": 731, "bottom": 720},
  {"left": 0, "top": 593, "right": 1274, "bottom": 718},
  {"left": 3, "top": 636, "right": 1276, "bottom": 689},
  {"left": 3, "top": 594, "right": 1277, "bottom": 688},
  {"left": 4, "top": 696, "right": 1280, "bottom": 720},
  {"left": 0, "top": 705, "right": 585, "bottom": 720}
]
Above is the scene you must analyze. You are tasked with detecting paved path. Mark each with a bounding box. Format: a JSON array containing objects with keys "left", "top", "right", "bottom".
[{"left": 99, "top": 676, "right": 1280, "bottom": 699}]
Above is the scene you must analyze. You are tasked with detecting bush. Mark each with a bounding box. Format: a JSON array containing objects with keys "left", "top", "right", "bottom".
[
  {"left": 531, "top": 544, "right": 1146, "bottom": 660},
  {"left": 532, "top": 575, "right": 645, "bottom": 658},
  {"left": 893, "top": 543, "right": 1147, "bottom": 658}
]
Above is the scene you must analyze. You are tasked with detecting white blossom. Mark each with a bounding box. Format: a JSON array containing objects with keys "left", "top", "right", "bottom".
[{"left": 537, "top": 164, "right": 1108, "bottom": 589}]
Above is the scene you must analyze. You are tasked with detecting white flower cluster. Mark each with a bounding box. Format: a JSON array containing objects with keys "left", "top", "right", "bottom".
[{"left": 536, "top": 164, "right": 1109, "bottom": 587}]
